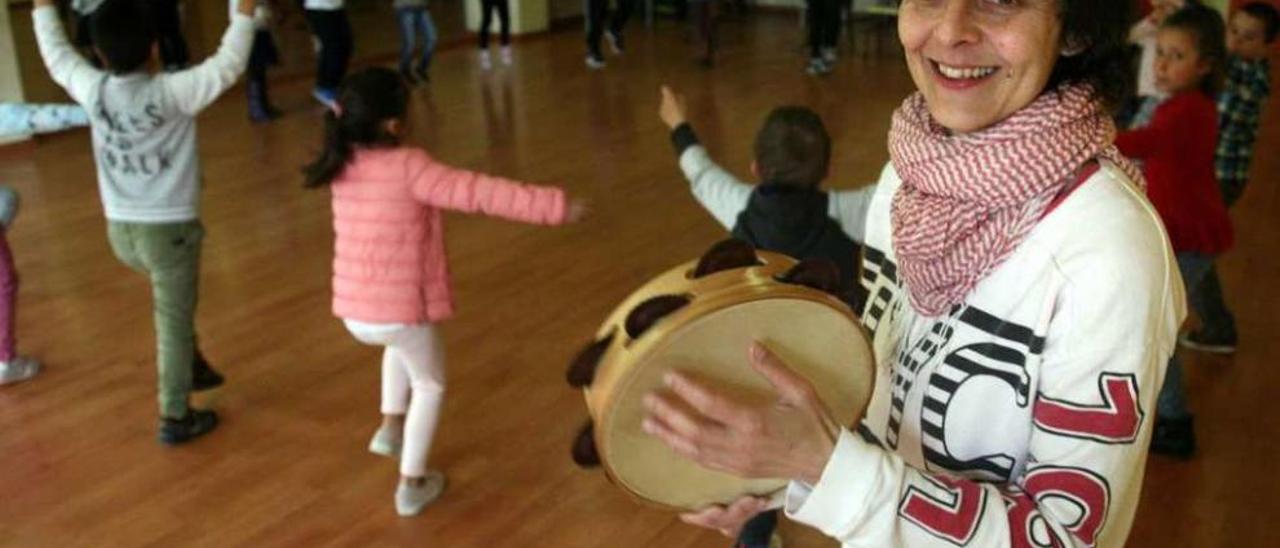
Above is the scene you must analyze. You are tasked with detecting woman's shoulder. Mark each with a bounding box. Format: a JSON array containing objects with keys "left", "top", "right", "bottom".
[{"left": 1034, "top": 162, "right": 1173, "bottom": 287}]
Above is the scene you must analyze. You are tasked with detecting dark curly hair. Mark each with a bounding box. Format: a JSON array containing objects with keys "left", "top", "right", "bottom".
[{"left": 1047, "top": 0, "right": 1139, "bottom": 110}]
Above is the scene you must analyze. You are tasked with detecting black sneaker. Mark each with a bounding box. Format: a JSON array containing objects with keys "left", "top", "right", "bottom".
[
  {"left": 1178, "top": 330, "right": 1237, "bottom": 354},
  {"left": 1150, "top": 415, "right": 1195, "bottom": 459},
  {"left": 158, "top": 409, "right": 219, "bottom": 446},
  {"left": 192, "top": 353, "right": 224, "bottom": 392}
]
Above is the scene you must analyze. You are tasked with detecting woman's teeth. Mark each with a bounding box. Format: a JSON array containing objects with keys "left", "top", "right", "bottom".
[{"left": 936, "top": 63, "right": 997, "bottom": 80}]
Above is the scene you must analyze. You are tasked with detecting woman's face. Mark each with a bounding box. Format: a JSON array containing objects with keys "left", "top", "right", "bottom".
[{"left": 898, "top": 0, "right": 1065, "bottom": 133}]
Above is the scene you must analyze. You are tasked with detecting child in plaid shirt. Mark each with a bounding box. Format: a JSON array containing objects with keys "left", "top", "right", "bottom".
[
  {"left": 1215, "top": 2, "right": 1277, "bottom": 207},
  {"left": 1182, "top": 1, "right": 1278, "bottom": 356}
]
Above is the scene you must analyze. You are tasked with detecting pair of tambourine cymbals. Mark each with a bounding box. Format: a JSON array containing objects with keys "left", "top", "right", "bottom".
[{"left": 565, "top": 239, "right": 876, "bottom": 511}]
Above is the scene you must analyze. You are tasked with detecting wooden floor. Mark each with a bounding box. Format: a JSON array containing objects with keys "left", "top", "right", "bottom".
[{"left": 1, "top": 14, "right": 1277, "bottom": 547}]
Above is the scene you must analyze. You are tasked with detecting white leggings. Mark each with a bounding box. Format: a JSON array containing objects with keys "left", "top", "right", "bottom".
[{"left": 344, "top": 320, "right": 445, "bottom": 478}]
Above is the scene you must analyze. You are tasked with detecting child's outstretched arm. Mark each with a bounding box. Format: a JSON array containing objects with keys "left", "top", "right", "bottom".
[
  {"left": 659, "top": 86, "right": 752, "bottom": 231},
  {"left": 1115, "top": 99, "right": 1182, "bottom": 160},
  {"left": 164, "top": 0, "right": 258, "bottom": 116},
  {"left": 410, "top": 152, "right": 585, "bottom": 226},
  {"left": 31, "top": 0, "right": 103, "bottom": 106},
  {"left": 0, "top": 103, "right": 89, "bottom": 139}
]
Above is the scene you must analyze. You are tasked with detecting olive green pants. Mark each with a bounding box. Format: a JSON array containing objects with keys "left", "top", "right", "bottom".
[{"left": 107, "top": 220, "right": 203, "bottom": 419}]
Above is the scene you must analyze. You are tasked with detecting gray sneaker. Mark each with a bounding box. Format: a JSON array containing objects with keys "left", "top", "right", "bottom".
[
  {"left": 0, "top": 356, "right": 40, "bottom": 385},
  {"left": 806, "top": 58, "right": 829, "bottom": 76},
  {"left": 368, "top": 426, "right": 402, "bottom": 458},
  {"left": 396, "top": 470, "right": 447, "bottom": 516}
]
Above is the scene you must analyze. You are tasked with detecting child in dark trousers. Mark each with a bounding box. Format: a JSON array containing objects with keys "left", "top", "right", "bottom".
[
  {"left": 658, "top": 85, "right": 873, "bottom": 548},
  {"left": 688, "top": 0, "right": 718, "bottom": 67},
  {"left": 806, "top": 0, "right": 841, "bottom": 75},
  {"left": 1181, "top": 1, "right": 1278, "bottom": 355},
  {"left": 1115, "top": 5, "right": 1231, "bottom": 459},
  {"left": 476, "top": 0, "right": 511, "bottom": 69},
  {"left": 585, "top": 0, "right": 639, "bottom": 69},
  {"left": 302, "top": 0, "right": 353, "bottom": 107},
  {"left": 236, "top": 0, "right": 284, "bottom": 123}
]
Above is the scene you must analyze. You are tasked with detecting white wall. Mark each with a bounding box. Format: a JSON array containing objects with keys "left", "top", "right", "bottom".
[
  {"left": 0, "top": 3, "right": 24, "bottom": 103},
  {"left": 550, "top": 0, "right": 582, "bottom": 20},
  {"left": 0, "top": 2, "right": 27, "bottom": 145}
]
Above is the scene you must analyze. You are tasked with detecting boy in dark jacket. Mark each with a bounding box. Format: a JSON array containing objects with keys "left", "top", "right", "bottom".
[
  {"left": 659, "top": 85, "right": 873, "bottom": 547},
  {"left": 659, "top": 86, "right": 871, "bottom": 310}
]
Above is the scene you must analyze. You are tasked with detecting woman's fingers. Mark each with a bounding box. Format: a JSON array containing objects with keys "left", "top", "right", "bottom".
[
  {"left": 749, "top": 342, "right": 817, "bottom": 405},
  {"left": 641, "top": 412, "right": 712, "bottom": 464},
  {"left": 679, "top": 496, "right": 771, "bottom": 538},
  {"left": 664, "top": 370, "right": 747, "bottom": 425}
]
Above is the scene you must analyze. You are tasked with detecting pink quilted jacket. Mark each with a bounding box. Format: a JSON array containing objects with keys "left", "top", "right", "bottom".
[{"left": 330, "top": 147, "right": 568, "bottom": 324}]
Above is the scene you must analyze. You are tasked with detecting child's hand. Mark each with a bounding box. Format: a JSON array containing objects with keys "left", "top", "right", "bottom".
[
  {"left": 659, "top": 86, "right": 688, "bottom": 130},
  {"left": 566, "top": 198, "right": 589, "bottom": 223}
]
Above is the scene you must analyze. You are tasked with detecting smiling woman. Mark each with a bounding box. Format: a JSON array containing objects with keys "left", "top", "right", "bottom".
[{"left": 643, "top": 0, "right": 1190, "bottom": 546}]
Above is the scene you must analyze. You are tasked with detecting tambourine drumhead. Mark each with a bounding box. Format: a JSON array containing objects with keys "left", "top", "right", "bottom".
[{"left": 582, "top": 251, "right": 875, "bottom": 510}]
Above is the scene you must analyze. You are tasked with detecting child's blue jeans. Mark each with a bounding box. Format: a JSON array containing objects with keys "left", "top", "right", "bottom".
[{"left": 397, "top": 7, "right": 437, "bottom": 73}]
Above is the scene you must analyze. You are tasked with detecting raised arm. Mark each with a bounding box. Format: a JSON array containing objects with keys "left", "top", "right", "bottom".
[
  {"left": 660, "top": 85, "right": 753, "bottom": 230},
  {"left": 0, "top": 103, "right": 89, "bottom": 138},
  {"left": 32, "top": 0, "right": 103, "bottom": 106},
  {"left": 165, "top": 0, "right": 258, "bottom": 116},
  {"left": 1115, "top": 99, "right": 1180, "bottom": 160}
]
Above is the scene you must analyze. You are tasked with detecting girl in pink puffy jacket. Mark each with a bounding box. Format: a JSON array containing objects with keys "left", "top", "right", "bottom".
[{"left": 303, "top": 67, "right": 585, "bottom": 517}]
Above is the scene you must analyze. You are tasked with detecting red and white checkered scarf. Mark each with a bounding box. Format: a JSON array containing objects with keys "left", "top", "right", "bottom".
[{"left": 888, "top": 84, "right": 1143, "bottom": 316}]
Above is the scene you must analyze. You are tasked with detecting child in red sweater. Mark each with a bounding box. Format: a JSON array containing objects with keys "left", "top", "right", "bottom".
[{"left": 1116, "top": 4, "right": 1229, "bottom": 459}]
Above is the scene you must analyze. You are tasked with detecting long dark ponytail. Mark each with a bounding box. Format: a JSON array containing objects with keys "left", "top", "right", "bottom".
[{"left": 303, "top": 68, "right": 410, "bottom": 188}]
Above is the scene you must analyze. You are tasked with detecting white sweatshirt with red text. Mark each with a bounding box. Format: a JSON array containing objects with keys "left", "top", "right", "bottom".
[{"left": 784, "top": 161, "right": 1184, "bottom": 547}]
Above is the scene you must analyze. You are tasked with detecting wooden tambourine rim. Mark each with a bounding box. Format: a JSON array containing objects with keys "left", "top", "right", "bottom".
[{"left": 582, "top": 252, "right": 876, "bottom": 511}]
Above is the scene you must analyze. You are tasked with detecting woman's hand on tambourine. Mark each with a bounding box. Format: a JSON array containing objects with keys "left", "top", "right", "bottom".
[
  {"left": 678, "top": 495, "right": 772, "bottom": 538},
  {"left": 642, "top": 342, "right": 841, "bottom": 485}
]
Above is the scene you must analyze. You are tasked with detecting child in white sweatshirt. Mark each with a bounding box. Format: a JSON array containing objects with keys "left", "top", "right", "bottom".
[{"left": 32, "top": 0, "right": 258, "bottom": 445}]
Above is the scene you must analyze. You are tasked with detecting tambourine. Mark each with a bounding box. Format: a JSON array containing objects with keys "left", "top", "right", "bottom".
[{"left": 566, "top": 239, "right": 875, "bottom": 510}]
